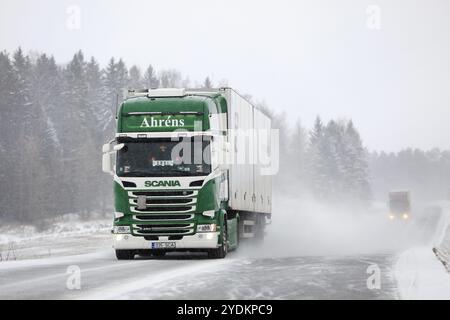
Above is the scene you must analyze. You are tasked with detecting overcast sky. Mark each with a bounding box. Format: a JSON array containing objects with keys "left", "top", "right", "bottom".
[{"left": 1, "top": 0, "right": 449, "bottom": 152}]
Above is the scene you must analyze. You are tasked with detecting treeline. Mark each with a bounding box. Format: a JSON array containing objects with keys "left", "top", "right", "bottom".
[
  {"left": 270, "top": 112, "right": 450, "bottom": 205},
  {"left": 0, "top": 48, "right": 214, "bottom": 224},
  {"left": 266, "top": 112, "right": 371, "bottom": 205},
  {"left": 370, "top": 149, "right": 450, "bottom": 203},
  {"left": 270, "top": 112, "right": 450, "bottom": 204},
  {"left": 0, "top": 48, "right": 448, "bottom": 224}
]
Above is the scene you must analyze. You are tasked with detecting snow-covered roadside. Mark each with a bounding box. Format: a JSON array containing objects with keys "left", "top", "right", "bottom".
[
  {"left": 395, "top": 246, "right": 450, "bottom": 299},
  {"left": 395, "top": 202, "right": 450, "bottom": 299},
  {"left": 0, "top": 214, "right": 113, "bottom": 261},
  {"left": 433, "top": 202, "right": 450, "bottom": 271}
]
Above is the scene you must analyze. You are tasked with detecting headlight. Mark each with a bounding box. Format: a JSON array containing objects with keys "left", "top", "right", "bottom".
[
  {"left": 389, "top": 214, "right": 395, "bottom": 220},
  {"left": 202, "top": 210, "right": 215, "bottom": 218},
  {"left": 113, "top": 226, "right": 131, "bottom": 234},
  {"left": 115, "top": 212, "right": 124, "bottom": 219},
  {"left": 197, "top": 224, "right": 217, "bottom": 233},
  {"left": 402, "top": 213, "right": 409, "bottom": 220}
]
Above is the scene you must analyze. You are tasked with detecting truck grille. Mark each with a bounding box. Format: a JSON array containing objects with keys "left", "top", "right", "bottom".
[
  {"left": 130, "top": 198, "right": 195, "bottom": 205},
  {"left": 132, "top": 190, "right": 195, "bottom": 197},
  {"left": 135, "top": 206, "right": 192, "bottom": 212},
  {"left": 147, "top": 198, "right": 193, "bottom": 204},
  {"left": 133, "top": 223, "right": 194, "bottom": 236},
  {"left": 128, "top": 190, "right": 198, "bottom": 214},
  {"left": 134, "top": 214, "right": 194, "bottom": 221},
  {"left": 129, "top": 189, "right": 198, "bottom": 236}
]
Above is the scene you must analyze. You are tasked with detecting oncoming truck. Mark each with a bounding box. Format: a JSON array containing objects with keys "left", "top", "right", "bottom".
[
  {"left": 388, "top": 190, "right": 411, "bottom": 221},
  {"left": 102, "top": 88, "right": 274, "bottom": 259}
]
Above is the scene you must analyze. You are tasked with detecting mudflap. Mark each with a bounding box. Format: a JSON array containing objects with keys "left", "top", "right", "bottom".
[{"left": 226, "top": 213, "right": 239, "bottom": 251}]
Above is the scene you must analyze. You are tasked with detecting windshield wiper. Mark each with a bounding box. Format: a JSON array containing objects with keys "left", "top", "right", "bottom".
[
  {"left": 119, "top": 167, "right": 206, "bottom": 177},
  {"left": 169, "top": 168, "right": 193, "bottom": 176},
  {"left": 120, "top": 171, "right": 151, "bottom": 177},
  {"left": 170, "top": 167, "right": 209, "bottom": 176}
]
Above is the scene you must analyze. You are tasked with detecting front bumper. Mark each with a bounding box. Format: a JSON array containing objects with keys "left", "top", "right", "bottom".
[{"left": 113, "top": 232, "right": 220, "bottom": 250}]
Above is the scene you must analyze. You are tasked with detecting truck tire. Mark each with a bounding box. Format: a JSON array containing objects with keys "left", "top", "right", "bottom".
[
  {"left": 208, "top": 221, "right": 228, "bottom": 259},
  {"left": 115, "top": 249, "right": 135, "bottom": 260}
]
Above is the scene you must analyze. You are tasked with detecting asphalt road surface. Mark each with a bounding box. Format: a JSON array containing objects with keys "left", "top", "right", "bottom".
[
  {"left": 0, "top": 204, "right": 443, "bottom": 300},
  {"left": 0, "top": 249, "right": 398, "bottom": 300}
]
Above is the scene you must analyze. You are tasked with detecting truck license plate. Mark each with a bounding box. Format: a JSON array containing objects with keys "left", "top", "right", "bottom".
[{"left": 151, "top": 242, "right": 176, "bottom": 249}]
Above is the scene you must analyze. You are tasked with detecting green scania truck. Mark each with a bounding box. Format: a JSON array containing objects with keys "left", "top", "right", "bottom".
[{"left": 102, "top": 88, "right": 273, "bottom": 259}]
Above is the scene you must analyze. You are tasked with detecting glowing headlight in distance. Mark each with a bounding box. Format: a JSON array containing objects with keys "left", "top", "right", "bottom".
[
  {"left": 402, "top": 213, "right": 409, "bottom": 220},
  {"left": 389, "top": 215, "right": 395, "bottom": 220},
  {"left": 197, "top": 224, "right": 217, "bottom": 233}
]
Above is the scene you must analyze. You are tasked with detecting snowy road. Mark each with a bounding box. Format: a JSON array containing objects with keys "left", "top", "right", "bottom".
[
  {"left": 0, "top": 201, "right": 446, "bottom": 300},
  {"left": 0, "top": 248, "right": 398, "bottom": 300}
]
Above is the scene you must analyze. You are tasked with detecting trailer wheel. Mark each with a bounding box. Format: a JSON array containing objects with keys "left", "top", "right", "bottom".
[
  {"left": 208, "top": 220, "right": 228, "bottom": 259},
  {"left": 115, "top": 249, "right": 135, "bottom": 260}
]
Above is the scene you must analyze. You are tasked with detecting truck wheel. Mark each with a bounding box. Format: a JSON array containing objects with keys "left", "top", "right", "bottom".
[
  {"left": 152, "top": 250, "right": 166, "bottom": 257},
  {"left": 208, "top": 221, "right": 228, "bottom": 259},
  {"left": 115, "top": 249, "right": 135, "bottom": 260}
]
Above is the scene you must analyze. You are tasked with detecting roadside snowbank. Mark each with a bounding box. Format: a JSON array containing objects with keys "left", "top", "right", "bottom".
[
  {"left": 0, "top": 214, "right": 112, "bottom": 261},
  {"left": 395, "top": 202, "right": 450, "bottom": 299},
  {"left": 433, "top": 202, "right": 450, "bottom": 271},
  {"left": 396, "top": 246, "right": 450, "bottom": 299}
]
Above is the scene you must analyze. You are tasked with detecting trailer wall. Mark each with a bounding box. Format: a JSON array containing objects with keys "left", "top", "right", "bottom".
[{"left": 225, "top": 89, "right": 272, "bottom": 214}]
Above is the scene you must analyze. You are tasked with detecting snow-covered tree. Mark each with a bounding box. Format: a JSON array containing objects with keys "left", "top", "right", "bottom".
[
  {"left": 306, "top": 117, "right": 371, "bottom": 204},
  {"left": 128, "top": 65, "right": 143, "bottom": 89},
  {"left": 143, "top": 64, "right": 159, "bottom": 88},
  {"left": 0, "top": 51, "right": 20, "bottom": 221},
  {"left": 203, "top": 76, "right": 212, "bottom": 89},
  {"left": 343, "top": 120, "right": 371, "bottom": 203},
  {"left": 288, "top": 119, "right": 308, "bottom": 184},
  {"left": 159, "top": 69, "right": 181, "bottom": 88},
  {"left": 307, "top": 116, "right": 327, "bottom": 198},
  {"left": 103, "top": 57, "right": 128, "bottom": 135}
]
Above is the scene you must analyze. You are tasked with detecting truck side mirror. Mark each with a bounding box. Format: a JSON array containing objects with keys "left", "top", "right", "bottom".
[
  {"left": 102, "top": 153, "right": 113, "bottom": 174},
  {"left": 102, "top": 143, "right": 114, "bottom": 175},
  {"left": 113, "top": 143, "right": 125, "bottom": 151},
  {"left": 102, "top": 143, "right": 111, "bottom": 153}
]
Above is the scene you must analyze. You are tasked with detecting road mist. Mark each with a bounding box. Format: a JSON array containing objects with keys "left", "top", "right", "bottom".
[{"left": 237, "top": 192, "right": 435, "bottom": 259}]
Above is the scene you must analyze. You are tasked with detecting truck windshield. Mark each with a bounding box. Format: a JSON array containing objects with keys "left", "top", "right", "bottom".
[{"left": 116, "top": 137, "right": 211, "bottom": 177}]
